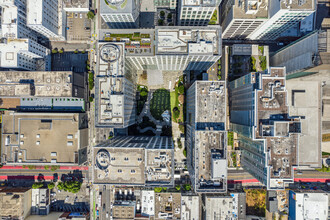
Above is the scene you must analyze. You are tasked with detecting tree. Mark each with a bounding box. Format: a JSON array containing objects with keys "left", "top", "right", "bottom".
[
  {"left": 183, "top": 184, "right": 191, "bottom": 191},
  {"left": 44, "top": 165, "right": 49, "bottom": 170},
  {"left": 178, "top": 85, "right": 184, "bottom": 94},
  {"left": 167, "top": 13, "right": 172, "bottom": 19},
  {"left": 32, "top": 182, "right": 43, "bottom": 189},
  {"left": 59, "top": 48, "right": 64, "bottom": 54},
  {"left": 51, "top": 165, "right": 59, "bottom": 171},
  {"left": 179, "top": 124, "right": 184, "bottom": 134},
  {"left": 57, "top": 181, "right": 64, "bottom": 190},
  {"left": 52, "top": 49, "right": 58, "bottom": 54},
  {"left": 140, "top": 90, "right": 148, "bottom": 97},
  {"left": 158, "top": 19, "right": 164, "bottom": 26},
  {"left": 183, "top": 148, "right": 187, "bottom": 157},
  {"left": 48, "top": 182, "right": 55, "bottom": 190},
  {"left": 173, "top": 107, "right": 180, "bottom": 120},
  {"left": 89, "top": 96, "right": 94, "bottom": 102},
  {"left": 154, "top": 187, "right": 162, "bottom": 193},
  {"left": 160, "top": 11, "right": 165, "bottom": 17},
  {"left": 175, "top": 185, "right": 181, "bottom": 191},
  {"left": 87, "top": 11, "right": 95, "bottom": 20},
  {"left": 0, "top": 164, "right": 3, "bottom": 168},
  {"left": 74, "top": 49, "right": 79, "bottom": 54}
]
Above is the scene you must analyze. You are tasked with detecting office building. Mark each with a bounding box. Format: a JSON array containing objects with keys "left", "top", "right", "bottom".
[
  {"left": 26, "top": 0, "right": 61, "bottom": 39},
  {"left": 0, "top": 0, "right": 37, "bottom": 40},
  {"left": 93, "top": 136, "right": 174, "bottom": 187},
  {"left": 125, "top": 26, "right": 221, "bottom": 72},
  {"left": 270, "top": 31, "right": 319, "bottom": 74},
  {"left": 181, "top": 195, "right": 200, "bottom": 220},
  {"left": 202, "top": 193, "right": 246, "bottom": 220},
  {"left": 249, "top": 0, "right": 316, "bottom": 40},
  {"left": 141, "top": 190, "right": 155, "bottom": 217},
  {"left": 0, "top": 188, "right": 32, "bottom": 220},
  {"left": 1, "top": 111, "right": 88, "bottom": 165},
  {"left": 286, "top": 64, "right": 330, "bottom": 163},
  {"left": 95, "top": 42, "right": 136, "bottom": 128},
  {"left": 0, "top": 71, "right": 86, "bottom": 111},
  {"left": 154, "top": 0, "right": 176, "bottom": 9},
  {"left": 221, "top": 0, "right": 268, "bottom": 39},
  {"left": 155, "top": 192, "right": 181, "bottom": 219},
  {"left": 289, "top": 190, "right": 329, "bottom": 220},
  {"left": 100, "top": 0, "right": 140, "bottom": 28},
  {"left": 229, "top": 67, "right": 305, "bottom": 190},
  {"left": 178, "top": 0, "right": 221, "bottom": 26},
  {"left": 31, "top": 188, "right": 50, "bottom": 215},
  {"left": 63, "top": 0, "right": 90, "bottom": 12},
  {"left": 0, "top": 38, "right": 50, "bottom": 71},
  {"left": 186, "top": 81, "right": 227, "bottom": 193}
]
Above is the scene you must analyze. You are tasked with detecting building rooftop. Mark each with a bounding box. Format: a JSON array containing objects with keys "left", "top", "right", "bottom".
[
  {"left": 93, "top": 136, "right": 174, "bottom": 186},
  {"left": 155, "top": 193, "right": 181, "bottom": 219},
  {"left": 182, "top": 0, "right": 220, "bottom": 7},
  {"left": 96, "top": 42, "right": 130, "bottom": 127},
  {"left": 195, "top": 81, "right": 226, "bottom": 126},
  {"left": 194, "top": 131, "right": 227, "bottom": 192},
  {"left": 0, "top": 71, "right": 73, "bottom": 97},
  {"left": 280, "top": 0, "right": 316, "bottom": 10},
  {"left": 100, "top": 0, "right": 135, "bottom": 14},
  {"left": 1, "top": 111, "right": 88, "bottom": 164},
  {"left": 63, "top": 0, "right": 89, "bottom": 10},
  {"left": 181, "top": 195, "right": 200, "bottom": 220},
  {"left": 156, "top": 27, "right": 221, "bottom": 55},
  {"left": 0, "top": 188, "right": 31, "bottom": 219},
  {"left": 112, "top": 201, "right": 136, "bottom": 219},
  {"left": 203, "top": 193, "right": 246, "bottom": 220}
]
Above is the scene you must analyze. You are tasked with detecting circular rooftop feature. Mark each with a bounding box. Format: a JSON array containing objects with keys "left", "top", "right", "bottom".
[
  {"left": 100, "top": 44, "right": 120, "bottom": 63},
  {"left": 104, "top": 0, "right": 127, "bottom": 9},
  {"left": 96, "top": 149, "right": 110, "bottom": 170}
]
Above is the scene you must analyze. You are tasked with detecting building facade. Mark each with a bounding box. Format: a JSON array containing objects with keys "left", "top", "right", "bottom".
[
  {"left": 100, "top": 0, "right": 140, "bottom": 28},
  {"left": 249, "top": 0, "right": 316, "bottom": 40},
  {"left": 221, "top": 0, "right": 268, "bottom": 39},
  {"left": 26, "top": 0, "right": 60, "bottom": 38},
  {"left": 178, "top": 0, "right": 221, "bottom": 26},
  {"left": 0, "top": 38, "right": 50, "bottom": 71},
  {"left": 229, "top": 67, "right": 303, "bottom": 190},
  {"left": 186, "top": 81, "right": 227, "bottom": 193}
]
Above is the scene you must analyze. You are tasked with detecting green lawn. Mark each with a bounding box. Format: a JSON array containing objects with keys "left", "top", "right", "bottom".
[{"left": 150, "top": 89, "right": 170, "bottom": 120}]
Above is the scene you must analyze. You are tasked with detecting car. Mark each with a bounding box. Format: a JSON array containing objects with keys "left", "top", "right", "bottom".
[
  {"left": 297, "top": 171, "right": 302, "bottom": 175},
  {"left": 277, "top": 42, "right": 284, "bottom": 46},
  {"left": 80, "top": 13, "right": 83, "bottom": 19},
  {"left": 74, "top": 13, "right": 78, "bottom": 18},
  {"left": 106, "top": 212, "right": 109, "bottom": 218},
  {"left": 103, "top": 185, "right": 106, "bottom": 191},
  {"left": 103, "top": 203, "right": 105, "bottom": 211}
]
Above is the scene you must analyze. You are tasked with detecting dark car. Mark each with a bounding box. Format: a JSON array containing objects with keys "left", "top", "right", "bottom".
[{"left": 53, "top": 173, "right": 58, "bottom": 182}]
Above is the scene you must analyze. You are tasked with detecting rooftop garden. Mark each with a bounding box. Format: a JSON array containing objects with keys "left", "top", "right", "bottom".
[
  {"left": 104, "top": 33, "right": 151, "bottom": 46},
  {"left": 104, "top": 0, "right": 128, "bottom": 10},
  {"left": 209, "top": 10, "right": 217, "bottom": 25}
]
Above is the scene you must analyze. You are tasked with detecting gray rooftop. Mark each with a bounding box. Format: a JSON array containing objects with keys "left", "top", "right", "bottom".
[{"left": 0, "top": 71, "right": 73, "bottom": 97}]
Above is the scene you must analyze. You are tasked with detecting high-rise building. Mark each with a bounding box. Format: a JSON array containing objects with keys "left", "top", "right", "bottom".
[
  {"left": 288, "top": 190, "right": 329, "bottom": 220},
  {"left": 26, "top": 0, "right": 61, "bottom": 38},
  {"left": 95, "top": 42, "right": 136, "bottom": 128},
  {"left": 125, "top": 26, "right": 222, "bottom": 72},
  {"left": 186, "top": 81, "right": 227, "bottom": 193},
  {"left": 178, "top": 0, "right": 221, "bottom": 26},
  {"left": 229, "top": 67, "right": 303, "bottom": 190},
  {"left": 154, "top": 0, "right": 176, "bottom": 9},
  {"left": 100, "top": 0, "right": 140, "bottom": 28},
  {"left": 249, "top": 0, "right": 316, "bottom": 40},
  {"left": 93, "top": 136, "right": 174, "bottom": 187},
  {"left": 0, "top": 0, "right": 37, "bottom": 40},
  {"left": 221, "top": 0, "right": 268, "bottom": 39},
  {"left": 0, "top": 38, "right": 50, "bottom": 71}
]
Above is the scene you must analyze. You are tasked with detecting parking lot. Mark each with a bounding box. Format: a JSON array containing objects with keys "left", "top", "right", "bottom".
[
  {"left": 66, "top": 12, "right": 91, "bottom": 42},
  {"left": 51, "top": 52, "right": 88, "bottom": 73}
]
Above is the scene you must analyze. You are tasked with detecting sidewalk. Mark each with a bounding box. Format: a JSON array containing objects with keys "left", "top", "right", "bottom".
[{"left": 1, "top": 165, "right": 89, "bottom": 170}]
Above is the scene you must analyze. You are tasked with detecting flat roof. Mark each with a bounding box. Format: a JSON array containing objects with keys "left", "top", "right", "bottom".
[
  {"left": 0, "top": 71, "right": 73, "bottom": 97},
  {"left": 63, "top": 0, "right": 89, "bottom": 9},
  {"left": 156, "top": 27, "right": 221, "bottom": 55},
  {"left": 195, "top": 81, "right": 226, "bottom": 125},
  {"left": 181, "top": 195, "right": 200, "bottom": 220},
  {"left": 182, "top": 0, "right": 220, "bottom": 7},
  {"left": 1, "top": 111, "right": 85, "bottom": 164},
  {"left": 155, "top": 193, "right": 181, "bottom": 219},
  {"left": 231, "top": 0, "right": 268, "bottom": 19},
  {"left": 93, "top": 136, "right": 174, "bottom": 186},
  {"left": 280, "top": 0, "right": 315, "bottom": 10},
  {"left": 100, "top": 0, "right": 135, "bottom": 14},
  {"left": 0, "top": 188, "right": 31, "bottom": 219}
]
